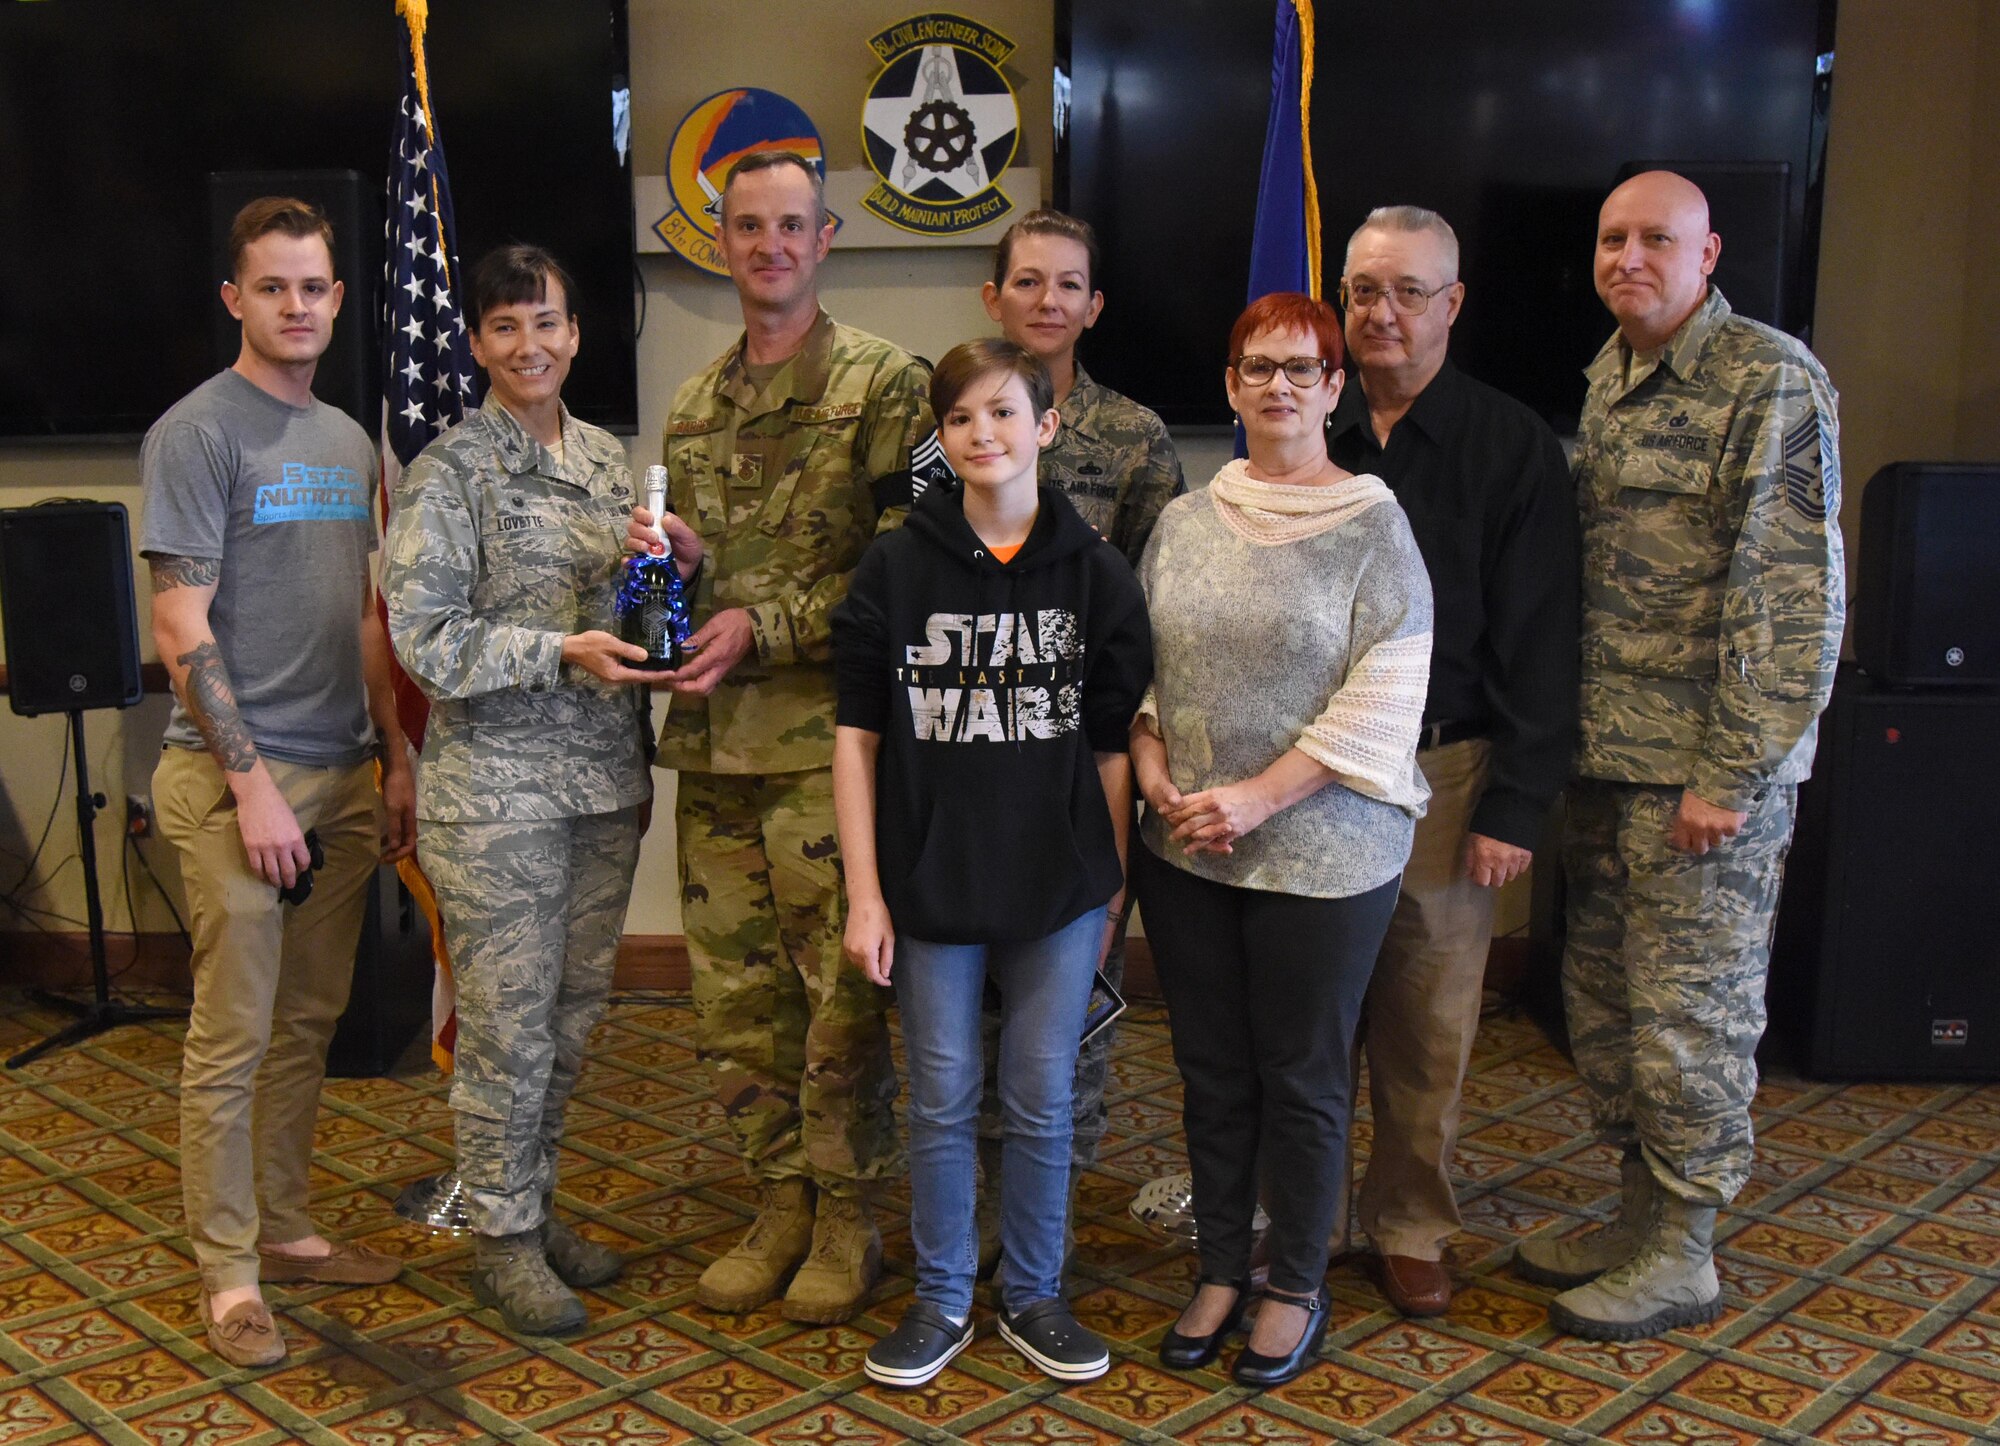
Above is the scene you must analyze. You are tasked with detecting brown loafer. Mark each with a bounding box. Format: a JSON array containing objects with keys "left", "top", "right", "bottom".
[
  {"left": 1377, "top": 1253, "right": 1453, "bottom": 1317},
  {"left": 258, "top": 1238, "right": 402, "bottom": 1286},
  {"left": 200, "top": 1294, "right": 287, "bottom": 1368}
]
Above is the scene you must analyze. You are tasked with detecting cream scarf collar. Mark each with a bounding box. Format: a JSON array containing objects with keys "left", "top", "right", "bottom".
[{"left": 1207, "top": 457, "right": 1395, "bottom": 545}]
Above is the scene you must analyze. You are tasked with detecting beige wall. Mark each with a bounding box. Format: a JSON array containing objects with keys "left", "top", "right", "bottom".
[
  {"left": 1813, "top": 0, "right": 2000, "bottom": 557},
  {"left": 1958, "top": 2, "right": 2000, "bottom": 459},
  {"left": 4, "top": 0, "right": 1995, "bottom": 940},
  {"left": 0, "top": 0, "right": 1055, "bottom": 939}
]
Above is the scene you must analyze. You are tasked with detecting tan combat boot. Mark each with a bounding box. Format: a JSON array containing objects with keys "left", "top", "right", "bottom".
[
  {"left": 697, "top": 1177, "right": 815, "bottom": 1312},
  {"left": 1515, "top": 1148, "right": 1655, "bottom": 1289},
  {"left": 782, "top": 1190, "right": 881, "bottom": 1324},
  {"left": 1548, "top": 1193, "right": 1722, "bottom": 1340}
]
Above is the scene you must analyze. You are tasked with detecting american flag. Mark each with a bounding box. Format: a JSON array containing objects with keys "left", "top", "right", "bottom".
[
  {"left": 381, "top": 1, "right": 476, "bottom": 470},
  {"left": 378, "top": 0, "right": 472, "bottom": 1075},
  {"left": 378, "top": 0, "right": 476, "bottom": 750}
]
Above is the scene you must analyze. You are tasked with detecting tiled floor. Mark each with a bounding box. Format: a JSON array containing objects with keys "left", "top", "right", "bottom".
[{"left": 2, "top": 992, "right": 1999, "bottom": 1445}]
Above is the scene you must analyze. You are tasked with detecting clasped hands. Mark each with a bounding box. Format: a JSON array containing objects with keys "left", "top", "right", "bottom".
[{"left": 1140, "top": 772, "right": 1275, "bottom": 856}]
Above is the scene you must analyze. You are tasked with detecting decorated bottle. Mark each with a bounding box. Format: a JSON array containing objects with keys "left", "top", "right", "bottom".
[{"left": 617, "top": 464, "right": 692, "bottom": 671}]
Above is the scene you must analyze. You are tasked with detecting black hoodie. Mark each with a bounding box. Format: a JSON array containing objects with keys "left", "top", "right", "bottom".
[{"left": 832, "top": 483, "right": 1153, "bottom": 945}]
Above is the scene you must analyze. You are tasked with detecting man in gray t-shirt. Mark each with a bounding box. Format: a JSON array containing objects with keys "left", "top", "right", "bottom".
[{"left": 140, "top": 196, "right": 416, "bottom": 1371}]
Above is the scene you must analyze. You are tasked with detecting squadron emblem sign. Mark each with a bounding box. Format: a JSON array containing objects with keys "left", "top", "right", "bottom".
[
  {"left": 860, "top": 13, "right": 1020, "bottom": 236},
  {"left": 657, "top": 88, "right": 830, "bottom": 276}
]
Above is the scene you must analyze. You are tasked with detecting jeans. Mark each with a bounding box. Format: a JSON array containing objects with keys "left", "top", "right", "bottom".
[{"left": 895, "top": 906, "right": 1106, "bottom": 1318}]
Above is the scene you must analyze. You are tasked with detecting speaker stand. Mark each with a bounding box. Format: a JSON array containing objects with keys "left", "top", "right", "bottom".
[{"left": 7, "top": 710, "right": 184, "bottom": 1070}]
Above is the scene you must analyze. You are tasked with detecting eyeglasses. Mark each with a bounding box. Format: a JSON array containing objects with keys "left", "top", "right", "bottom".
[
  {"left": 1337, "top": 278, "right": 1454, "bottom": 316},
  {"left": 1230, "top": 354, "right": 1334, "bottom": 386}
]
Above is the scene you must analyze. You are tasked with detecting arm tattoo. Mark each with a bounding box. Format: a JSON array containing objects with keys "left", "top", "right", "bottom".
[
  {"left": 150, "top": 554, "right": 222, "bottom": 593},
  {"left": 175, "top": 640, "right": 259, "bottom": 772}
]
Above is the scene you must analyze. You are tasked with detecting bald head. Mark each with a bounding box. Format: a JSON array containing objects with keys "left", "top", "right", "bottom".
[
  {"left": 1594, "top": 169, "right": 1721, "bottom": 351},
  {"left": 1607, "top": 170, "right": 1711, "bottom": 233}
]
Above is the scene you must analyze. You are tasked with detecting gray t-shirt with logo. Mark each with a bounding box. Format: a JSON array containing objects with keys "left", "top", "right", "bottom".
[{"left": 140, "top": 369, "right": 377, "bottom": 766}]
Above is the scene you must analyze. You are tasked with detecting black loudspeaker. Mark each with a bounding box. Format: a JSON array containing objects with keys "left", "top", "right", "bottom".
[
  {"left": 1854, "top": 461, "right": 2000, "bottom": 686},
  {"left": 1770, "top": 664, "right": 2000, "bottom": 1079},
  {"left": 1617, "top": 160, "right": 1790, "bottom": 332},
  {"left": 207, "top": 170, "right": 380, "bottom": 431},
  {"left": 0, "top": 501, "right": 144, "bottom": 716},
  {"left": 325, "top": 864, "right": 435, "bottom": 1078}
]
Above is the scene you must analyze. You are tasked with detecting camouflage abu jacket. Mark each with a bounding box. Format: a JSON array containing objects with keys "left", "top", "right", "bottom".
[
  {"left": 1573, "top": 287, "right": 1845, "bottom": 813},
  {"left": 1045, "top": 364, "right": 1185, "bottom": 567},
  {"left": 384, "top": 393, "right": 652, "bottom": 822},
  {"left": 655, "top": 309, "right": 932, "bottom": 775}
]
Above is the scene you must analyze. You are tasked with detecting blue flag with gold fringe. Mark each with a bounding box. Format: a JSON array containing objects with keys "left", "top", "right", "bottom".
[{"left": 1246, "top": 0, "right": 1320, "bottom": 304}]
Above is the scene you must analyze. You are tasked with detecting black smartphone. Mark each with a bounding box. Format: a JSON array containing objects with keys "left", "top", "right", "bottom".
[{"left": 277, "top": 828, "right": 325, "bottom": 907}]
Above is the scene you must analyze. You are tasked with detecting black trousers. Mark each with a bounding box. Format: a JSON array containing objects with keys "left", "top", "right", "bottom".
[{"left": 1136, "top": 841, "right": 1399, "bottom": 1295}]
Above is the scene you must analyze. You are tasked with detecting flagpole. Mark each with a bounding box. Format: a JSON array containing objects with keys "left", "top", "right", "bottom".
[{"left": 1295, "top": 0, "right": 1320, "bottom": 300}]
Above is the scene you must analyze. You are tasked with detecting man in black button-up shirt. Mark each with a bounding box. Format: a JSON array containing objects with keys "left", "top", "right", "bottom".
[{"left": 1326, "top": 206, "right": 1579, "bottom": 1317}]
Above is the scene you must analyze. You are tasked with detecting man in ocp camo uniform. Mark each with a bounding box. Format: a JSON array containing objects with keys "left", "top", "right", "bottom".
[
  {"left": 1524, "top": 171, "right": 1843, "bottom": 1341},
  {"left": 639, "top": 151, "right": 934, "bottom": 1325}
]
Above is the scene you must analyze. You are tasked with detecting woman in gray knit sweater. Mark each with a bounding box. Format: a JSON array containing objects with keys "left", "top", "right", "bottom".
[{"left": 1133, "top": 292, "right": 1433, "bottom": 1388}]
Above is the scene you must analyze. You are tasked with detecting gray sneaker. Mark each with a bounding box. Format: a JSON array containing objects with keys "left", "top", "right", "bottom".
[
  {"left": 1515, "top": 1148, "right": 1655, "bottom": 1289},
  {"left": 471, "top": 1231, "right": 589, "bottom": 1336},
  {"left": 1549, "top": 1194, "right": 1722, "bottom": 1341}
]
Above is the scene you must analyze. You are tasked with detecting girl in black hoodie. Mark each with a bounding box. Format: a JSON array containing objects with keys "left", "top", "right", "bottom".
[{"left": 832, "top": 340, "right": 1151, "bottom": 1388}]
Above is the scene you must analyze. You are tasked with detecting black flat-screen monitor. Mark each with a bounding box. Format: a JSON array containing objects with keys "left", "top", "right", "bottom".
[
  {"left": 1060, "top": 0, "right": 1835, "bottom": 430},
  {"left": 0, "top": 0, "right": 634, "bottom": 439}
]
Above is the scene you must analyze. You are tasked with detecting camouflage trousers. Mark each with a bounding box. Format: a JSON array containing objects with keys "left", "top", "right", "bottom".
[
  {"left": 677, "top": 769, "right": 900, "bottom": 1192},
  {"left": 1561, "top": 779, "right": 1797, "bottom": 1206},
  {"left": 419, "top": 807, "right": 641, "bottom": 1236}
]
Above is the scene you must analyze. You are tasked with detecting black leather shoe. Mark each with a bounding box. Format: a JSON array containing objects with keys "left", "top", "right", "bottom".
[
  {"left": 1231, "top": 1285, "right": 1330, "bottom": 1389},
  {"left": 1159, "top": 1277, "right": 1249, "bottom": 1370}
]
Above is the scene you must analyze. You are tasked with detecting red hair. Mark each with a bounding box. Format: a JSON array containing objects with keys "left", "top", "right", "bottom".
[{"left": 1228, "top": 291, "right": 1344, "bottom": 374}]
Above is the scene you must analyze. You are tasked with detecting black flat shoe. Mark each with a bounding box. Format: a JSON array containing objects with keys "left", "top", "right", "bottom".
[
  {"left": 1231, "top": 1285, "right": 1330, "bottom": 1389},
  {"left": 1159, "top": 1277, "right": 1249, "bottom": 1370}
]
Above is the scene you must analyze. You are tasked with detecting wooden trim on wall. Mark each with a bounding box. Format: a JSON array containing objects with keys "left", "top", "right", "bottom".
[
  {"left": 2, "top": 931, "right": 1530, "bottom": 1004},
  {"left": 2, "top": 934, "right": 196, "bottom": 993},
  {"left": 3, "top": 931, "right": 1170, "bottom": 999},
  {"left": 0, "top": 662, "right": 172, "bottom": 695},
  {"left": 1, "top": 933, "right": 1586, "bottom": 1007}
]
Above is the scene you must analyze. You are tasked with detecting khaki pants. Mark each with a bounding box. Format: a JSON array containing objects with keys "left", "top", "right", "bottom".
[
  {"left": 1353, "top": 738, "right": 1499, "bottom": 1261},
  {"left": 155, "top": 746, "right": 381, "bottom": 1293}
]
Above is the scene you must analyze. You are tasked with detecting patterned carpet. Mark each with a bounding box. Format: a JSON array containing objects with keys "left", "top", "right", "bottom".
[{"left": 1, "top": 991, "right": 1998, "bottom": 1446}]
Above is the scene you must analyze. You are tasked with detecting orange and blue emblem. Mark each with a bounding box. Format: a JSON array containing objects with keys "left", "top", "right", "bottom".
[{"left": 656, "top": 88, "right": 832, "bottom": 276}]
